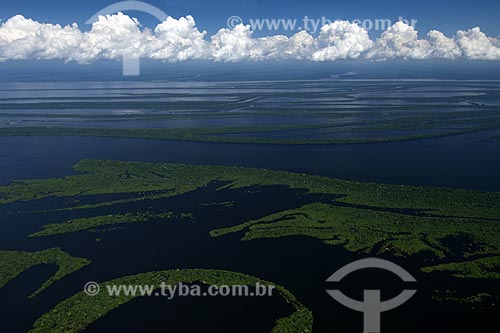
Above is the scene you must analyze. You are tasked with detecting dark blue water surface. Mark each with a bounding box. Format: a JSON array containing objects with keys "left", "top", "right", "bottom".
[
  {"left": 1, "top": 73, "right": 500, "bottom": 333},
  {"left": 1, "top": 129, "right": 500, "bottom": 191}
]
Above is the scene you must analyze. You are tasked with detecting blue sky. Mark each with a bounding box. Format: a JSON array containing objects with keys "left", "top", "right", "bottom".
[
  {"left": 1, "top": 0, "right": 499, "bottom": 37},
  {"left": 1, "top": 0, "right": 499, "bottom": 68}
]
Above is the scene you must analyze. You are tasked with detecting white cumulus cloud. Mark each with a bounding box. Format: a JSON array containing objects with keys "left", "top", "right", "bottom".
[
  {"left": 149, "top": 15, "right": 209, "bottom": 61},
  {"left": 311, "top": 21, "right": 373, "bottom": 61},
  {"left": 368, "top": 22, "right": 431, "bottom": 59},
  {"left": 426, "top": 30, "right": 462, "bottom": 59},
  {"left": 79, "top": 12, "right": 146, "bottom": 62},
  {"left": 0, "top": 15, "right": 82, "bottom": 62},
  {"left": 456, "top": 27, "right": 500, "bottom": 60},
  {"left": 210, "top": 24, "right": 260, "bottom": 61},
  {"left": 1, "top": 14, "right": 500, "bottom": 63}
]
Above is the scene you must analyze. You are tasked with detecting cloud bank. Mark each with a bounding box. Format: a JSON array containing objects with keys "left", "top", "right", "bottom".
[{"left": 1, "top": 13, "right": 500, "bottom": 63}]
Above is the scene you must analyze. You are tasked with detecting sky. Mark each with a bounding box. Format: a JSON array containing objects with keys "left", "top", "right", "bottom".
[
  {"left": 1, "top": 0, "right": 499, "bottom": 36},
  {"left": 0, "top": 0, "right": 499, "bottom": 67}
]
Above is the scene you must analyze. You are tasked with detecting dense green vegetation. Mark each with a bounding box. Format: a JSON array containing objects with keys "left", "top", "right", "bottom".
[
  {"left": 2, "top": 81, "right": 500, "bottom": 329},
  {"left": 422, "top": 256, "right": 500, "bottom": 279},
  {"left": 210, "top": 203, "right": 500, "bottom": 260},
  {"left": 1, "top": 159, "right": 500, "bottom": 279},
  {"left": 2, "top": 159, "right": 499, "bottom": 220},
  {"left": 0, "top": 248, "right": 90, "bottom": 297},
  {"left": 0, "top": 123, "right": 498, "bottom": 145},
  {"left": 29, "top": 211, "right": 195, "bottom": 237},
  {"left": 430, "top": 290, "right": 498, "bottom": 307},
  {"left": 30, "top": 269, "right": 312, "bottom": 333}
]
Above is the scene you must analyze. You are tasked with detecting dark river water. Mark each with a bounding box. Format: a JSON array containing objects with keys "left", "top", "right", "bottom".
[
  {"left": 1, "top": 129, "right": 500, "bottom": 191},
  {"left": 1, "top": 134, "right": 500, "bottom": 332},
  {"left": 1, "top": 75, "right": 500, "bottom": 332},
  {"left": 1, "top": 181, "right": 499, "bottom": 333}
]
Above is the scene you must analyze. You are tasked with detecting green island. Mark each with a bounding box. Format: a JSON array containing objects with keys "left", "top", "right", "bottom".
[
  {"left": 2, "top": 159, "right": 499, "bottom": 218},
  {"left": 0, "top": 123, "right": 498, "bottom": 145},
  {"left": 29, "top": 211, "right": 194, "bottom": 237},
  {"left": 421, "top": 256, "right": 500, "bottom": 279},
  {"left": 30, "top": 269, "right": 312, "bottom": 333},
  {"left": 430, "top": 290, "right": 499, "bottom": 307},
  {"left": 2, "top": 77, "right": 500, "bottom": 331},
  {"left": 0, "top": 248, "right": 90, "bottom": 297},
  {"left": 209, "top": 203, "right": 500, "bottom": 260},
  {"left": 1, "top": 159, "right": 500, "bottom": 279}
]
